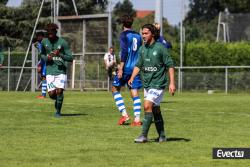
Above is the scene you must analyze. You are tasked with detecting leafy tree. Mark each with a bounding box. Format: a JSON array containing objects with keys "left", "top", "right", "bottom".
[
  {"left": 0, "top": 0, "right": 8, "bottom": 5},
  {"left": 0, "top": 0, "right": 108, "bottom": 50},
  {"left": 113, "top": 0, "right": 136, "bottom": 19},
  {"left": 184, "top": 0, "right": 250, "bottom": 41},
  {"left": 186, "top": 0, "right": 250, "bottom": 23}
]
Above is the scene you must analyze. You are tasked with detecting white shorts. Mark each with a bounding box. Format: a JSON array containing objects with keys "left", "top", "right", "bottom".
[
  {"left": 46, "top": 74, "right": 67, "bottom": 92},
  {"left": 144, "top": 88, "right": 165, "bottom": 106}
]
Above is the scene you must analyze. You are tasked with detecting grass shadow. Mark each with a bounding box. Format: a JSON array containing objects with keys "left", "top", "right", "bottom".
[
  {"left": 148, "top": 137, "right": 191, "bottom": 143},
  {"left": 60, "top": 113, "right": 88, "bottom": 117},
  {"left": 166, "top": 137, "right": 191, "bottom": 142},
  {"left": 161, "top": 101, "right": 177, "bottom": 104}
]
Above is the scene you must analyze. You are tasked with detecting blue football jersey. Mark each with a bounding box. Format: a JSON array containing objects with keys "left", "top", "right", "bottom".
[
  {"left": 157, "top": 36, "right": 172, "bottom": 49},
  {"left": 120, "top": 30, "right": 142, "bottom": 74}
]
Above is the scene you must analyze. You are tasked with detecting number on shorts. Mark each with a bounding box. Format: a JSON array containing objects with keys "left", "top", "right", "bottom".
[{"left": 48, "top": 83, "right": 55, "bottom": 89}]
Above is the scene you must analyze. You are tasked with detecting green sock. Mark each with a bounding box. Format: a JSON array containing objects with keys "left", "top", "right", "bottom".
[
  {"left": 153, "top": 111, "right": 165, "bottom": 138},
  {"left": 141, "top": 112, "right": 153, "bottom": 137},
  {"left": 153, "top": 106, "right": 166, "bottom": 138},
  {"left": 56, "top": 94, "right": 64, "bottom": 114}
]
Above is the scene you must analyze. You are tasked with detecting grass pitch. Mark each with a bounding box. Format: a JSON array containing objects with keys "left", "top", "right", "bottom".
[{"left": 0, "top": 91, "right": 249, "bottom": 167}]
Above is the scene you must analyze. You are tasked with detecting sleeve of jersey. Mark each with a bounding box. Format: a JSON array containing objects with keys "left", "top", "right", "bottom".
[
  {"left": 60, "top": 40, "right": 73, "bottom": 62},
  {"left": 163, "top": 47, "right": 174, "bottom": 68},
  {"left": 120, "top": 33, "right": 128, "bottom": 62}
]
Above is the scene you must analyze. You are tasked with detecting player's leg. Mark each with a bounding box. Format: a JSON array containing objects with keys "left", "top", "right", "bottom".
[
  {"left": 55, "top": 88, "right": 64, "bottom": 117},
  {"left": 47, "top": 75, "right": 56, "bottom": 100},
  {"left": 47, "top": 75, "right": 57, "bottom": 116},
  {"left": 41, "top": 76, "right": 47, "bottom": 97},
  {"left": 152, "top": 105, "right": 166, "bottom": 142},
  {"left": 130, "top": 89, "right": 142, "bottom": 126},
  {"left": 148, "top": 89, "right": 166, "bottom": 142},
  {"left": 134, "top": 98, "right": 153, "bottom": 143},
  {"left": 53, "top": 74, "right": 66, "bottom": 117},
  {"left": 111, "top": 74, "right": 129, "bottom": 125},
  {"left": 41, "top": 63, "right": 47, "bottom": 97},
  {"left": 128, "top": 74, "right": 142, "bottom": 126}
]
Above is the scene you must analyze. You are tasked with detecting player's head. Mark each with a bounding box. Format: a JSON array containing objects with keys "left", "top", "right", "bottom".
[
  {"left": 109, "top": 46, "right": 114, "bottom": 53},
  {"left": 120, "top": 15, "right": 133, "bottom": 29},
  {"left": 153, "top": 23, "right": 161, "bottom": 39},
  {"left": 141, "top": 24, "right": 159, "bottom": 44},
  {"left": 45, "top": 23, "right": 58, "bottom": 40},
  {"left": 36, "top": 31, "right": 45, "bottom": 42},
  {"left": 153, "top": 23, "right": 161, "bottom": 31}
]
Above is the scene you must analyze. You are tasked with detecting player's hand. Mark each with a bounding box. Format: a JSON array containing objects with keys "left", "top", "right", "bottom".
[
  {"left": 128, "top": 78, "right": 133, "bottom": 87},
  {"left": 52, "top": 49, "right": 60, "bottom": 56},
  {"left": 47, "top": 54, "right": 53, "bottom": 61},
  {"left": 169, "top": 83, "right": 176, "bottom": 96},
  {"left": 118, "top": 69, "right": 123, "bottom": 79},
  {"left": 37, "top": 65, "right": 41, "bottom": 73}
]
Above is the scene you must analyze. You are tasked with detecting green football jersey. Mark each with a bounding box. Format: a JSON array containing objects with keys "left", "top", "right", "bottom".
[
  {"left": 41, "top": 37, "right": 73, "bottom": 75},
  {"left": 136, "top": 41, "right": 174, "bottom": 89}
]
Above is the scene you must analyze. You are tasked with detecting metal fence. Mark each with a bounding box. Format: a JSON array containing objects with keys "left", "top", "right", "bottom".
[
  {"left": 177, "top": 66, "right": 250, "bottom": 93},
  {"left": 1, "top": 49, "right": 250, "bottom": 94}
]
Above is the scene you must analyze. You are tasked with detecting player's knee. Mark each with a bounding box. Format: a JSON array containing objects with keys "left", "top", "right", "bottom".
[
  {"left": 48, "top": 91, "right": 56, "bottom": 100},
  {"left": 111, "top": 86, "right": 119, "bottom": 93},
  {"left": 144, "top": 103, "right": 153, "bottom": 112}
]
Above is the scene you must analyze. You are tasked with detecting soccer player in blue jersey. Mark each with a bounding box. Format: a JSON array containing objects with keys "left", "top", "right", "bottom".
[
  {"left": 35, "top": 31, "right": 47, "bottom": 99},
  {"left": 112, "top": 15, "right": 143, "bottom": 126},
  {"left": 153, "top": 23, "right": 172, "bottom": 49}
]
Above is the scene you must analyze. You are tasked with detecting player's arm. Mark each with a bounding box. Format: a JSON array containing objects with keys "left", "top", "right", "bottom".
[
  {"left": 118, "top": 33, "right": 128, "bottom": 78},
  {"left": 168, "top": 67, "right": 175, "bottom": 95},
  {"left": 128, "top": 66, "right": 140, "bottom": 86},
  {"left": 118, "top": 62, "right": 124, "bottom": 78},
  {"left": 40, "top": 40, "right": 51, "bottom": 62},
  {"left": 58, "top": 40, "right": 73, "bottom": 62},
  {"left": 103, "top": 54, "right": 108, "bottom": 69},
  {"left": 162, "top": 47, "right": 175, "bottom": 95},
  {"left": 128, "top": 48, "right": 142, "bottom": 86}
]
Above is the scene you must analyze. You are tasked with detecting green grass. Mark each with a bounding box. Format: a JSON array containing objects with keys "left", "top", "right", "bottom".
[{"left": 0, "top": 91, "right": 249, "bottom": 167}]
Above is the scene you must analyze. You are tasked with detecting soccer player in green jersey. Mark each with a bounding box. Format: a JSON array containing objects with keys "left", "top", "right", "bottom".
[
  {"left": 128, "top": 24, "right": 176, "bottom": 143},
  {"left": 40, "top": 23, "right": 73, "bottom": 117}
]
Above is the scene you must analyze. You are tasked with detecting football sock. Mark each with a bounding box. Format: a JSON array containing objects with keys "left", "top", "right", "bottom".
[
  {"left": 56, "top": 94, "right": 64, "bottom": 114},
  {"left": 113, "top": 92, "right": 127, "bottom": 115},
  {"left": 133, "top": 96, "right": 141, "bottom": 121},
  {"left": 141, "top": 112, "right": 153, "bottom": 137},
  {"left": 153, "top": 107, "right": 165, "bottom": 138},
  {"left": 41, "top": 79, "right": 47, "bottom": 97}
]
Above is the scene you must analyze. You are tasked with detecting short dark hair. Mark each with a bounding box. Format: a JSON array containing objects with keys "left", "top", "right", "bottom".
[
  {"left": 36, "top": 31, "right": 45, "bottom": 37},
  {"left": 142, "top": 24, "right": 159, "bottom": 40},
  {"left": 120, "top": 15, "right": 133, "bottom": 28},
  {"left": 46, "top": 23, "right": 58, "bottom": 31}
]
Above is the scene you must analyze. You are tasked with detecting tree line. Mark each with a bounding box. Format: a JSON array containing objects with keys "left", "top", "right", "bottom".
[{"left": 1, "top": 0, "right": 250, "bottom": 66}]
